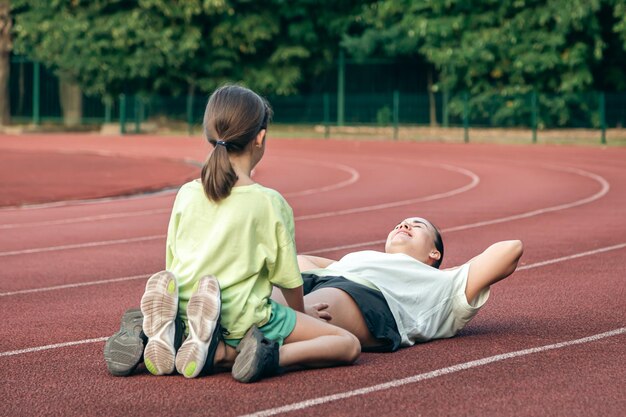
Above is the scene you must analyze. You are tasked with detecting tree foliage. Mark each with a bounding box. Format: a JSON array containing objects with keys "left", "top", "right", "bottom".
[
  {"left": 11, "top": 0, "right": 362, "bottom": 97},
  {"left": 343, "top": 0, "right": 626, "bottom": 126}
]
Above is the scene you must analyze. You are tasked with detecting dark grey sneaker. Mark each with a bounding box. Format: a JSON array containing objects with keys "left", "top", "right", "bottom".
[
  {"left": 175, "top": 275, "right": 222, "bottom": 378},
  {"left": 104, "top": 308, "right": 147, "bottom": 376},
  {"left": 232, "top": 325, "right": 280, "bottom": 383},
  {"left": 141, "top": 270, "right": 179, "bottom": 375}
]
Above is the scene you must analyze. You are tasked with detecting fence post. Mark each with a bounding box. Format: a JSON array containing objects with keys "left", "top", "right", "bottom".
[
  {"left": 32, "top": 61, "right": 40, "bottom": 126},
  {"left": 599, "top": 92, "right": 606, "bottom": 145},
  {"left": 337, "top": 49, "right": 345, "bottom": 127},
  {"left": 393, "top": 90, "right": 399, "bottom": 140},
  {"left": 463, "top": 91, "right": 469, "bottom": 143},
  {"left": 186, "top": 92, "right": 194, "bottom": 136},
  {"left": 104, "top": 96, "right": 112, "bottom": 124},
  {"left": 442, "top": 89, "right": 449, "bottom": 128},
  {"left": 531, "top": 90, "right": 538, "bottom": 144},
  {"left": 323, "top": 93, "right": 330, "bottom": 139},
  {"left": 134, "top": 95, "right": 142, "bottom": 133},
  {"left": 119, "top": 94, "right": 127, "bottom": 134}
]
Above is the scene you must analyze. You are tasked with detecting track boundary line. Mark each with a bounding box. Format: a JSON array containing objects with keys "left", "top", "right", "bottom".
[
  {"left": 3, "top": 242, "right": 623, "bottom": 297},
  {"left": 0, "top": 209, "right": 171, "bottom": 230},
  {"left": 0, "top": 235, "right": 163, "bottom": 258},
  {"left": 0, "top": 337, "right": 108, "bottom": 358},
  {"left": 237, "top": 327, "right": 626, "bottom": 417},
  {"left": 0, "top": 159, "right": 458, "bottom": 229},
  {"left": 295, "top": 163, "right": 479, "bottom": 221},
  {"left": 0, "top": 274, "right": 149, "bottom": 297},
  {"left": 281, "top": 158, "right": 360, "bottom": 197},
  {"left": 0, "top": 162, "right": 477, "bottom": 256},
  {"left": 303, "top": 165, "right": 609, "bottom": 255}
]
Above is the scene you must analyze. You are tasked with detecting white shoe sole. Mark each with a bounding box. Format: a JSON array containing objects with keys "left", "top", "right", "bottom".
[
  {"left": 175, "top": 276, "right": 221, "bottom": 378},
  {"left": 140, "top": 271, "right": 178, "bottom": 375}
]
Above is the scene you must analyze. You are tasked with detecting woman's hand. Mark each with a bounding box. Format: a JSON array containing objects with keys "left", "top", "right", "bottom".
[{"left": 305, "top": 302, "right": 332, "bottom": 321}]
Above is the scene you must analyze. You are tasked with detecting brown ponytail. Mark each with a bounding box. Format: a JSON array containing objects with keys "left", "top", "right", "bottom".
[{"left": 201, "top": 85, "right": 272, "bottom": 202}]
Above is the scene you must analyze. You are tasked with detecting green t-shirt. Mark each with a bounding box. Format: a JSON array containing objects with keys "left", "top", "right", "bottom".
[{"left": 165, "top": 180, "right": 303, "bottom": 340}]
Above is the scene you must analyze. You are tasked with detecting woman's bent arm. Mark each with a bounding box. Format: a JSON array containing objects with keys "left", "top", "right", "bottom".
[{"left": 465, "top": 240, "right": 524, "bottom": 303}]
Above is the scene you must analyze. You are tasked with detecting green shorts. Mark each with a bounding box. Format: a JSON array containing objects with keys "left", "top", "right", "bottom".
[{"left": 224, "top": 300, "right": 297, "bottom": 348}]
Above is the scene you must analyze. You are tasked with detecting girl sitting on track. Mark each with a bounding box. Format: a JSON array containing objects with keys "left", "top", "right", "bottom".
[
  {"left": 104, "top": 85, "right": 360, "bottom": 381},
  {"left": 273, "top": 217, "right": 523, "bottom": 352}
]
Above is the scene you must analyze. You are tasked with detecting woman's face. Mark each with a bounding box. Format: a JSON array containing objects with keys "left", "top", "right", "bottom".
[{"left": 385, "top": 217, "right": 440, "bottom": 265}]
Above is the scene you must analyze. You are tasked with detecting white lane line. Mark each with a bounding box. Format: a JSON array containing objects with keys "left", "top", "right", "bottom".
[
  {"left": 517, "top": 243, "right": 626, "bottom": 271},
  {"left": 0, "top": 337, "right": 108, "bottom": 358},
  {"left": 0, "top": 186, "right": 179, "bottom": 212},
  {"left": 0, "top": 243, "right": 617, "bottom": 297},
  {"left": 282, "top": 159, "right": 360, "bottom": 197},
  {"left": 238, "top": 327, "right": 626, "bottom": 417},
  {"left": 0, "top": 163, "right": 474, "bottom": 256},
  {"left": 0, "top": 274, "right": 149, "bottom": 297},
  {"left": 0, "top": 209, "right": 171, "bottom": 230},
  {"left": 295, "top": 163, "right": 479, "bottom": 221},
  {"left": 0, "top": 244, "right": 611, "bottom": 295},
  {"left": 0, "top": 159, "right": 359, "bottom": 229},
  {"left": 0, "top": 235, "right": 163, "bottom": 258},
  {"left": 303, "top": 165, "right": 609, "bottom": 255},
  {"left": 444, "top": 165, "right": 609, "bottom": 233}
]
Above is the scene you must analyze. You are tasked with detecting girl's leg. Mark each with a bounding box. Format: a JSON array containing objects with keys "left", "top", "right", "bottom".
[
  {"left": 212, "top": 341, "right": 238, "bottom": 370},
  {"left": 279, "top": 311, "right": 360, "bottom": 368}
]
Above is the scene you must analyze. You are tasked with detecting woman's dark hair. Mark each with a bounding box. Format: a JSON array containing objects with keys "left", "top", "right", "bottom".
[
  {"left": 201, "top": 85, "right": 272, "bottom": 202},
  {"left": 431, "top": 221, "right": 444, "bottom": 269}
]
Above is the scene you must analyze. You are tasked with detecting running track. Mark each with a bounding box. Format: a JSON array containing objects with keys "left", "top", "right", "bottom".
[{"left": 1, "top": 134, "right": 625, "bottom": 416}]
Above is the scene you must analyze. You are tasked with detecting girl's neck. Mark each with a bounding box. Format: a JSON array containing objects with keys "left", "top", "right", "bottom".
[{"left": 230, "top": 154, "right": 256, "bottom": 186}]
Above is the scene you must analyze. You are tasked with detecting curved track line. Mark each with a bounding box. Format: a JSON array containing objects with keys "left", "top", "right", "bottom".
[
  {"left": 238, "top": 328, "right": 626, "bottom": 417},
  {"left": 303, "top": 165, "right": 609, "bottom": 255},
  {"left": 0, "top": 337, "right": 108, "bottom": 358},
  {"left": 0, "top": 165, "right": 606, "bottom": 258},
  {"left": 0, "top": 209, "right": 171, "bottom": 230},
  {"left": 280, "top": 158, "right": 360, "bottom": 197},
  {"left": 0, "top": 235, "right": 163, "bottom": 258},
  {"left": 295, "top": 163, "right": 479, "bottom": 221},
  {"left": 2, "top": 241, "right": 624, "bottom": 302},
  {"left": 0, "top": 163, "right": 476, "bottom": 255},
  {"left": 443, "top": 165, "right": 609, "bottom": 233},
  {"left": 0, "top": 159, "right": 359, "bottom": 229},
  {"left": 0, "top": 274, "right": 150, "bottom": 297}
]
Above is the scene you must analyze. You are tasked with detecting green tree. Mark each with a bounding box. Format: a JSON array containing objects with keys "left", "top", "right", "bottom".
[
  {"left": 11, "top": 0, "right": 364, "bottom": 101},
  {"left": 344, "top": 0, "right": 626, "bottom": 127}
]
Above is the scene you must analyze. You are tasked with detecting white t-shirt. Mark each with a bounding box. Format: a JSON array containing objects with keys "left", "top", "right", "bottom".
[{"left": 306, "top": 250, "right": 490, "bottom": 346}]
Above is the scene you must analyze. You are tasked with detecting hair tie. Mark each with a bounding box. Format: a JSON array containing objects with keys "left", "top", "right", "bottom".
[{"left": 215, "top": 140, "right": 229, "bottom": 149}]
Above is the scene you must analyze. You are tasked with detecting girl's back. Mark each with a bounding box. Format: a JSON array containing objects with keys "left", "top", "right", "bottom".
[{"left": 166, "top": 180, "right": 301, "bottom": 340}]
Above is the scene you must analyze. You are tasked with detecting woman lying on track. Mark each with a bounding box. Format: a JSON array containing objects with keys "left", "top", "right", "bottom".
[{"left": 272, "top": 217, "right": 524, "bottom": 351}]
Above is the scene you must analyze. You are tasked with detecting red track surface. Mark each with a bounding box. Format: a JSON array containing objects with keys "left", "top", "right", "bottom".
[{"left": 1, "top": 133, "right": 625, "bottom": 417}]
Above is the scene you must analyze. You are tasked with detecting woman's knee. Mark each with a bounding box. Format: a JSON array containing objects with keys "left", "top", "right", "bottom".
[{"left": 338, "top": 328, "right": 361, "bottom": 364}]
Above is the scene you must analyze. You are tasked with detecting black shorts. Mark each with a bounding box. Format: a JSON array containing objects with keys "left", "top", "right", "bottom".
[{"left": 302, "top": 273, "right": 401, "bottom": 352}]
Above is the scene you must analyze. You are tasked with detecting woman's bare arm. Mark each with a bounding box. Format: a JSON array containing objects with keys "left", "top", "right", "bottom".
[{"left": 465, "top": 240, "right": 524, "bottom": 303}]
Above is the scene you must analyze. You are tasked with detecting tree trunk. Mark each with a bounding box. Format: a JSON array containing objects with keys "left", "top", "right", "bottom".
[
  {"left": 59, "top": 77, "right": 83, "bottom": 127},
  {"left": 0, "top": 1, "right": 12, "bottom": 126},
  {"left": 427, "top": 67, "right": 438, "bottom": 127}
]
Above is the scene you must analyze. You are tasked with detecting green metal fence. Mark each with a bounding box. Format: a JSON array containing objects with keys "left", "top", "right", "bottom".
[{"left": 8, "top": 58, "right": 626, "bottom": 144}]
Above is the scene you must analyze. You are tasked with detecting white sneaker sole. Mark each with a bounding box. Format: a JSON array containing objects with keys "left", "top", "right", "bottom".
[
  {"left": 140, "top": 271, "right": 178, "bottom": 375},
  {"left": 175, "top": 276, "right": 221, "bottom": 378}
]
